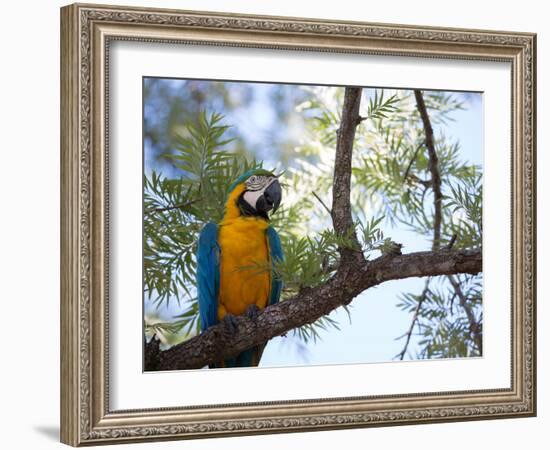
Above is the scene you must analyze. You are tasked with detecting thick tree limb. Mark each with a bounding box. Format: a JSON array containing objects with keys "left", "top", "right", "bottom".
[
  {"left": 332, "top": 87, "right": 363, "bottom": 256},
  {"left": 414, "top": 90, "right": 442, "bottom": 251},
  {"left": 145, "top": 247, "right": 481, "bottom": 370}
]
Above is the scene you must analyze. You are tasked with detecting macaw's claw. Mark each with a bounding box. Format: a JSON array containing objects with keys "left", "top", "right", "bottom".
[
  {"left": 245, "top": 304, "right": 261, "bottom": 321},
  {"left": 221, "top": 313, "right": 238, "bottom": 335}
]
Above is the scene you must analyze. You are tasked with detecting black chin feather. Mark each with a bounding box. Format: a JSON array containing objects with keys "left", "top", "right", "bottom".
[{"left": 237, "top": 193, "right": 269, "bottom": 220}]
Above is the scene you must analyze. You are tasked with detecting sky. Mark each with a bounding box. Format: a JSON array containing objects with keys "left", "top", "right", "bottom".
[{"left": 143, "top": 78, "right": 483, "bottom": 368}]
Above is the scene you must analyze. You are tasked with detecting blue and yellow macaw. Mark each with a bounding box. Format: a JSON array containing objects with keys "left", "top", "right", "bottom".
[{"left": 196, "top": 169, "right": 284, "bottom": 368}]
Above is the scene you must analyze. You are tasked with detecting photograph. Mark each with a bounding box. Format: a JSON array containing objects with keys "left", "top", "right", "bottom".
[{"left": 142, "top": 78, "right": 483, "bottom": 371}]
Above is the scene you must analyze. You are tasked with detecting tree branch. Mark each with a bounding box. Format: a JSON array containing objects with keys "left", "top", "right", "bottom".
[
  {"left": 407, "top": 91, "right": 482, "bottom": 359},
  {"left": 402, "top": 142, "right": 425, "bottom": 183},
  {"left": 145, "top": 247, "right": 481, "bottom": 371},
  {"left": 146, "top": 198, "right": 200, "bottom": 215},
  {"left": 414, "top": 90, "right": 442, "bottom": 251},
  {"left": 395, "top": 90, "right": 443, "bottom": 360},
  {"left": 312, "top": 191, "right": 332, "bottom": 215},
  {"left": 447, "top": 274, "right": 483, "bottom": 354},
  {"left": 395, "top": 279, "right": 430, "bottom": 360},
  {"left": 331, "top": 87, "right": 363, "bottom": 256}
]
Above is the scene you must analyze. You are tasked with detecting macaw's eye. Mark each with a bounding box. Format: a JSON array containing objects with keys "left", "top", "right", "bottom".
[{"left": 246, "top": 175, "right": 265, "bottom": 191}]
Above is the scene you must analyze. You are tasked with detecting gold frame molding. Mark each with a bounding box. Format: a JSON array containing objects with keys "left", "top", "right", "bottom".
[{"left": 60, "top": 2, "right": 536, "bottom": 446}]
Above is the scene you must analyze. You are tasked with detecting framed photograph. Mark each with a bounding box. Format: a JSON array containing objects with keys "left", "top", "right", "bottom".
[{"left": 60, "top": 3, "right": 536, "bottom": 446}]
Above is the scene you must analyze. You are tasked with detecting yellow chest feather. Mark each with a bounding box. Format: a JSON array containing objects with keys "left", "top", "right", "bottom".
[{"left": 218, "top": 217, "right": 271, "bottom": 319}]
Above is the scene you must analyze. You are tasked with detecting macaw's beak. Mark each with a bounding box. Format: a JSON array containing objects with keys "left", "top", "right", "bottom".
[{"left": 257, "top": 179, "right": 282, "bottom": 215}]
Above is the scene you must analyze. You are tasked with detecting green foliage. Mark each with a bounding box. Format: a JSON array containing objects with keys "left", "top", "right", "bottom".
[
  {"left": 294, "top": 314, "right": 344, "bottom": 344},
  {"left": 144, "top": 314, "right": 195, "bottom": 350},
  {"left": 365, "top": 91, "right": 400, "bottom": 120},
  {"left": 422, "top": 92, "right": 465, "bottom": 124},
  {"left": 445, "top": 171, "right": 483, "bottom": 248},
  {"left": 358, "top": 215, "right": 386, "bottom": 254}
]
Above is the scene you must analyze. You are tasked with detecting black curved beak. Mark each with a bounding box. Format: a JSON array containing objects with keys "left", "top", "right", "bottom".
[{"left": 262, "top": 179, "right": 282, "bottom": 213}]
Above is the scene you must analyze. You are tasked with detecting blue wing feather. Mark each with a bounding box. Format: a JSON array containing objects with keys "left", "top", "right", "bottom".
[
  {"left": 197, "top": 222, "right": 220, "bottom": 332},
  {"left": 267, "top": 226, "right": 284, "bottom": 306}
]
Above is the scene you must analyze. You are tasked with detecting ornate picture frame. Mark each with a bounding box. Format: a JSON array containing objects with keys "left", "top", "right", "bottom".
[{"left": 60, "top": 3, "right": 536, "bottom": 446}]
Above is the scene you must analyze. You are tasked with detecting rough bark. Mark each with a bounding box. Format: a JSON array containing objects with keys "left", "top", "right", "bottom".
[
  {"left": 146, "top": 247, "right": 481, "bottom": 370},
  {"left": 331, "top": 87, "right": 363, "bottom": 257}
]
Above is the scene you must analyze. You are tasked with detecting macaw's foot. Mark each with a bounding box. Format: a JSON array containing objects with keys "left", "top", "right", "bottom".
[
  {"left": 245, "top": 304, "right": 261, "bottom": 321},
  {"left": 221, "top": 313, "right": 238, "bottom": 335}
]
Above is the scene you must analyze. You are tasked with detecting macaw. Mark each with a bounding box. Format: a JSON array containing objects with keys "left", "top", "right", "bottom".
[{"left": 196, "top": 169, "right": 284, "bottom": 368}]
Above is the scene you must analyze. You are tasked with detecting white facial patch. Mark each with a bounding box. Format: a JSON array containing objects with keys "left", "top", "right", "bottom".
[
  {"left": 243, "top": 189, "right": 265, "bottom": 210},
  {"left": 242, "top": 176, "right": 278, "bottom": 210}
]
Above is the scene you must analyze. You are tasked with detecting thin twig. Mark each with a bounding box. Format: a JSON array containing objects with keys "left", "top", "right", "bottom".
[
  {"left": 414, "top": 90, "right": 443, "bottom": 251},
  {"left": 146, "top": 198, "right": 200, "bottom": 215},
  {"left": 396, "top": 279, "right": 430, "bottom": 360},
  {"left": 403, "top": 142, "right": 425, "bottom": 182},
  {"left": 446, "top": 233, "right": 458, "bottom": 250},
  {"left": 447, "top": 274, "right": 483, "bottom": 355},
  {"left": 407, "top": 174, "right": 432, "bottom": 189},
  {"left": 312, "top": 191, "right": 332, "bottom": 215},
  {"left": 446, "top": 236, "right": 474, "bottom": 345}
]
